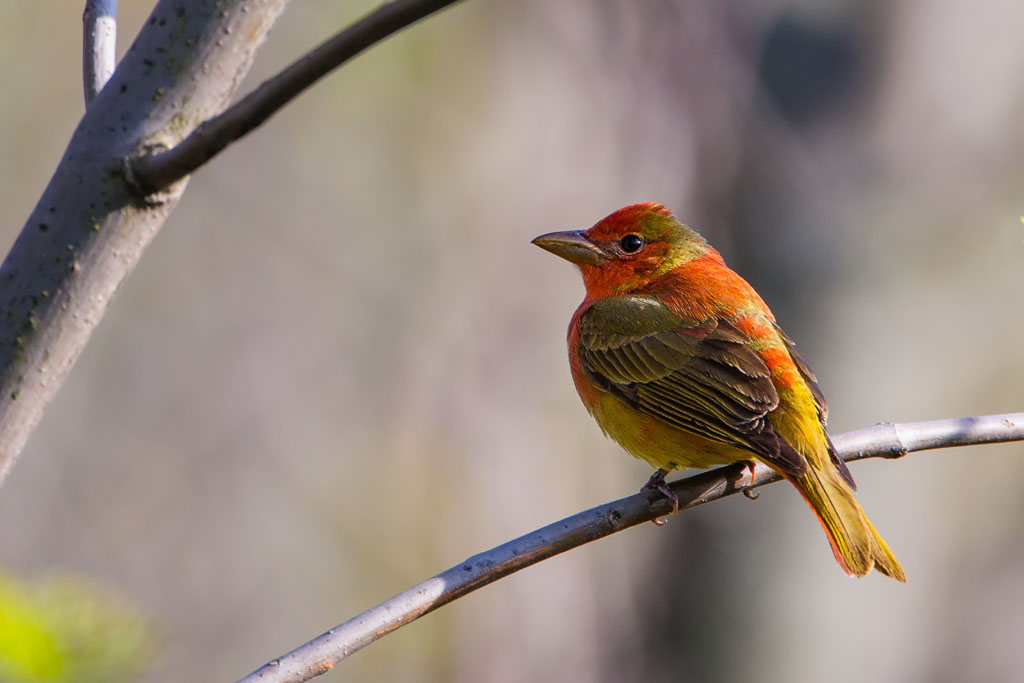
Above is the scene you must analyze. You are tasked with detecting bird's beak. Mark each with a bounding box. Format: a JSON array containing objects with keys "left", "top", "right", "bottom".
[{"left": 531, "top": 230, "right": 612, "bottom": 266}]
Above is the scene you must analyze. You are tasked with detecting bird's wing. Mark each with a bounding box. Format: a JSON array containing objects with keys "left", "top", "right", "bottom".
[
  {"left": 577, "top": 294, "right": 807, "bottom": 477},
  {"left": 774, "top": 323, "right": 855, "bottom": 488}
]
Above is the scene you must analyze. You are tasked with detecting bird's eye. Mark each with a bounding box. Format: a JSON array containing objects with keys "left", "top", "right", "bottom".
[{"left": 619, "top": 233, "right": 644, "bottom": 253}]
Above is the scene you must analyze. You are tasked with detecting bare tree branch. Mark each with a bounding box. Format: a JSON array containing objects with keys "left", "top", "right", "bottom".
[
  {"left": 131, "top": 0, "right": 466, "bottom": 194},
  {"left": 83, "top": 0, "right": 118, "bottom": 105},
  {"left": 235, "top": 412, "right": 1024, "bottom": 683},
  {"left": 1, "top": 0, "right": 469, "bottom": 487},
  {"left": 0, "top": 0, "right": 292, "bottom": 485}
]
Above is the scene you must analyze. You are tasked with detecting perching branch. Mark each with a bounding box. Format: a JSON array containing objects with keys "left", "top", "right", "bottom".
[
  {"left": 235, "top": 412, "right": 1024, "bottom": 683},
  {"left": 131, "top": 0, "right": 466, "bottom": 194},
  {"left": 82, "top": 0, "right": 118, "bottom": 105}
]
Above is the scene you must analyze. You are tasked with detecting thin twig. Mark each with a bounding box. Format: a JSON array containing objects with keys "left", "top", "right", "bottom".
[
  {"left": 83, "top": 0, "right": 118, "bottom": 105},
  {"left": 235, "top": 412, "right": 1024, "bottom": 683},
  {"left": 131, "top": 0, "right": 465, "bottom": 193}
]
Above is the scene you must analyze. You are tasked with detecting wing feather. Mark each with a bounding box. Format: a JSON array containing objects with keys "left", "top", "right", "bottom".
[{"left": 578, "top": 295, "right": 807, "bottom": 477}]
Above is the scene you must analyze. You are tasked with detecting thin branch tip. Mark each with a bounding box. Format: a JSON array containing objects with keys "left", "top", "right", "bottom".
[
  {"left": 134, "top": 0, "right": 464, "bottom": 192},
  {"left": 83, "top": 0, "right": 118, "bottom": 105}
]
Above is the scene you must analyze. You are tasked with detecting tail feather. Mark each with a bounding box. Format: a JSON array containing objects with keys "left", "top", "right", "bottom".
[{"left": 785, "top": 464, "right": 905, "bottom": 582}]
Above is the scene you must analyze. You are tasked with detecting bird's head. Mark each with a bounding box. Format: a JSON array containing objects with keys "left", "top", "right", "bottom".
[{"left": 532, "top": 203, "right": 708, "bottom": 297}]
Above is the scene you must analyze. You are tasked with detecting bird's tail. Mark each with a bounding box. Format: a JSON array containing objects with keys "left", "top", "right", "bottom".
[{"left": 785, "top": 462, "right": 905, "bottom": 581}]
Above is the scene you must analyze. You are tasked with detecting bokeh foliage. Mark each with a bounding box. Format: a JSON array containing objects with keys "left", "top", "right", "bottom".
[{"left": 0, "top": 574, "right": 147, "bottom": 682}]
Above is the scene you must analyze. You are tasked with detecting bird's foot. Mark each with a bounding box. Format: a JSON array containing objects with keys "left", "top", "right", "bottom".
[
  {"left": 642, "top": 468, "right": 678, "bottom": 524},
  {"left": 741, "top": 461, "right": 759, "bottom": 500}
]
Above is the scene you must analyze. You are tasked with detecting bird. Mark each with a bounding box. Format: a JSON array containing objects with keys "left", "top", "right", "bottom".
[{"left": 532, "top": 202, "right": 904, "bottom": 580}]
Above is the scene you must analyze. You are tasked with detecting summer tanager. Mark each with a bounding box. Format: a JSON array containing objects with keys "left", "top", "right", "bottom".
[{"left": 533, "top": 203, "right": 904, "bottom": 580}]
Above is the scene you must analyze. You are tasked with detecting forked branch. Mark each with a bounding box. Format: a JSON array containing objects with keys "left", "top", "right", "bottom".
[{"left": 235, "top": 412, "right": 1024, "bottom": 683}]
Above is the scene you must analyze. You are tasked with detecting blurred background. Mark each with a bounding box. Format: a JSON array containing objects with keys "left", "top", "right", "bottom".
[{"left": 1, "top": 0, "right": 1023, "bottom": 681}]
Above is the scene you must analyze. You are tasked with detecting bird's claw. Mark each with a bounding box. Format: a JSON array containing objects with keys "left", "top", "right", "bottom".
[
  {"left": 642, "top": 468, "right": 678, "bottom": 524},
  {"left": 741, "top": 461, "right": 759, "bottom": 500}
]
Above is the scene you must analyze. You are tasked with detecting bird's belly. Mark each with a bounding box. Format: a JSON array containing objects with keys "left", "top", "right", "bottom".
[{"left": 587, "top": 391, "right": 752, "bottom": 472}]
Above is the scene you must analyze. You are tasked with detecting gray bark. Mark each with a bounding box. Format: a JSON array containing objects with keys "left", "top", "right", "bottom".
[
  {"left": 0, "top": 0, "right": 290, "bottom": 482},
  {"left": 83, "top": 0, "right": 118, "bottom": 104}
]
